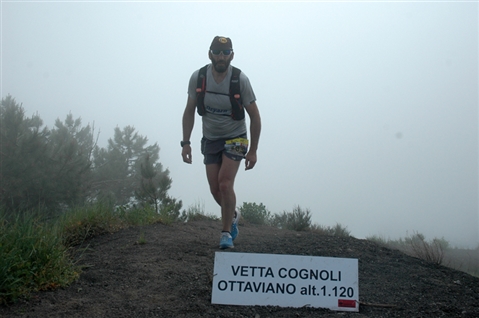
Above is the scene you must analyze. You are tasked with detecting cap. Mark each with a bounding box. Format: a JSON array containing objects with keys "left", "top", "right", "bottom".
[{"left": 210, "top": 36, "right": 233, "bottom": 51}]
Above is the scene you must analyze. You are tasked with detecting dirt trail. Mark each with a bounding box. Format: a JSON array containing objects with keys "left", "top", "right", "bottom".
[{"left": 1, "top": 219, "right": 478, "bottom": 317}]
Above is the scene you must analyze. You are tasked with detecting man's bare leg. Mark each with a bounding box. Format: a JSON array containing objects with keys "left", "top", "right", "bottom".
[{"left": 205, "top": 155, "right": 241, "bottom": 232}]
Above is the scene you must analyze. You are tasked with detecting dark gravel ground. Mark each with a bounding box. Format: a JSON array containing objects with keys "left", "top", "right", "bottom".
[{"left": 1, "top": 219, "right": 478, "bottom": 317}]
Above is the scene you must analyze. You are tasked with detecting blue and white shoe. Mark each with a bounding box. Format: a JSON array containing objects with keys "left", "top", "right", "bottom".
[
  {"left": 219, "top": 232, "right": 234, "bottom": 249},
  {"left": 231, "top": 209, "right": 241, "bottom": 241}
]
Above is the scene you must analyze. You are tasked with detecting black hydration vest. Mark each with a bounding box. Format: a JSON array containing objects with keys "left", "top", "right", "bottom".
[{"left": 195, "top": 65, "right": 245, "bottom": 120}]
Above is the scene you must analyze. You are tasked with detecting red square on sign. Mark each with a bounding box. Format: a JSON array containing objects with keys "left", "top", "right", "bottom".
[{"left": 338, "top": 299, "right": 356, "bottom": 308}]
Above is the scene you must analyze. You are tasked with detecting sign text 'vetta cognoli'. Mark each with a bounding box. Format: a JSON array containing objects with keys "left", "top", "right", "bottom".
[{"left": 217, "top": 265, "right": 345, "bottom": 296}]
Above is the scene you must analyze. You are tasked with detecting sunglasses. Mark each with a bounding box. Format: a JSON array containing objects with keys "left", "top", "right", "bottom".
[{"left": 210, "top": 49, "right": 233, "bottom": 56}]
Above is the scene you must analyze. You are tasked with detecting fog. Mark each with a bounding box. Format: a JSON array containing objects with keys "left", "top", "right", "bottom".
[{"left": 2, "top": 1, "right": 477, "bottom": 248}]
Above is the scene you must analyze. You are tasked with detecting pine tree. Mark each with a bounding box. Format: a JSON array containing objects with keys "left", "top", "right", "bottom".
[
  {"left": 136, "top": 153, "right": 172, "bottom": 213},
  {"left": 0, "top": 95, "right": 50, "bottom": 213},
  {"left": 48, "top": 113, "right": 95, "bottom": 206},
  {"left": 1, "top": 95, "right": 179, "bottom": 216},
  {"left": 0, "top": 96, "right": 96, "bottom": 215},
  {"left": 91, "top": 126, "right": 161, "bottom": 206}
]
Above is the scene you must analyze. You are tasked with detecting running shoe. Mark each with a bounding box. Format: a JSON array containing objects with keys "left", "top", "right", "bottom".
[
  {"left": 231, "top": 209, "right": 241, "bottom": 241},
  {"left": 219, "top": 232, "right": 233, "bottom": 249}
]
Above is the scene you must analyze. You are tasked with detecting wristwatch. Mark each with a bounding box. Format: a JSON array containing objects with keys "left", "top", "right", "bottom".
[{"left": 180, "top": 141, "right": 191, "bottom": 147}]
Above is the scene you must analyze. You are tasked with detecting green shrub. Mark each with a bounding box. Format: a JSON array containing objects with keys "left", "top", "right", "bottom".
[
  {"left": 60, "top": 203, "right": 121, "bottom": 246},
  {"left": 0, "top": 211, "right": 78, "bottom": 304},
  {"left": 367, "top": 232, "right": 448, "bottom": 265},
  {"left": 405, "top": 232, "right": 446, "bottom": 265},
  {"left": 270, "top": 212, "right": 288, "bottom": 229},
  {"left": 239, "top": 202, "right": 271, "bottom": 225},
  {"left": 0, "top": 201, "right": 183, "bottom": 304},
  {"left": 117, "top": 205, "right": 162, "bottom": 226},
  {"left": 158, "top": 196, "right": 183, "bottom": 224},
  {"left": 311, "top": 223, "right": 351, "bottom": 237},
  {"left": 365, "top": 234, "right": 388, "bottom": 245},
  {"left": 179, "top": 202, "right": 219, "bottom": 222},
  {"left": 271, "top": 205, "right": 312, "bottom": 231}
]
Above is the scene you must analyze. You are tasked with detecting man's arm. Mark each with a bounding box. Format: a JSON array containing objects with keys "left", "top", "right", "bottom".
[
  {"left": 244, "top": 101, "right": 261, "bottom": 170},
  {"left": 181, "top": 96, "right": 196, "bottom": 164}
]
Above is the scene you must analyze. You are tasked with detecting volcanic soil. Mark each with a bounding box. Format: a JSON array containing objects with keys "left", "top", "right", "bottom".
[{"left": 1, "top": 218, "right": 478, "bottom": 317}]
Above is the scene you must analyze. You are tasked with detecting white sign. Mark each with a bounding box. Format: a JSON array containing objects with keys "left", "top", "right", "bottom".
[{"left": 212, "top": 252, "right": 358, "bottom": 312}]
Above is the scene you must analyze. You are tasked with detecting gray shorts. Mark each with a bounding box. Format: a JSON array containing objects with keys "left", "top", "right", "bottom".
[{"left": 201, "top": 135, "right": 248, "bottom": 165}]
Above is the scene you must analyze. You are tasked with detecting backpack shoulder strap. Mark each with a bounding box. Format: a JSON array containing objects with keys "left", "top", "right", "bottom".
[
  {"left": 229, "top": 67, "right": 245, "bottom": 120},
  {"left": 196, "top": 65, "right": 209, "bottom": 116}
]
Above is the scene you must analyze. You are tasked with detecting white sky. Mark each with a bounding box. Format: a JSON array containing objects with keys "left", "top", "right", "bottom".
[{"left": 1, "top": 1, "right": 478, "bottom": 248}]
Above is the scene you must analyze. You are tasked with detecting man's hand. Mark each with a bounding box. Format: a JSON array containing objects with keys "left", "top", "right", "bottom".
[
  {"left": 182, "top": 145, "right": 192, "bottom": 164},
  {"left": 245, "top": 151, "right": 257, "bottom": 170},
  {"left": 244, "top": 102, "right": 260, "bottom": 171},
  {"left": 181, "top": 96, "right": 196, "bottom": 164}
]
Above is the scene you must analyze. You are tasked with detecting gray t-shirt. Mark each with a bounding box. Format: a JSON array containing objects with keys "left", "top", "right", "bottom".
[{"left": 188, "top": 64, "right": 256, "bottom": 140}]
